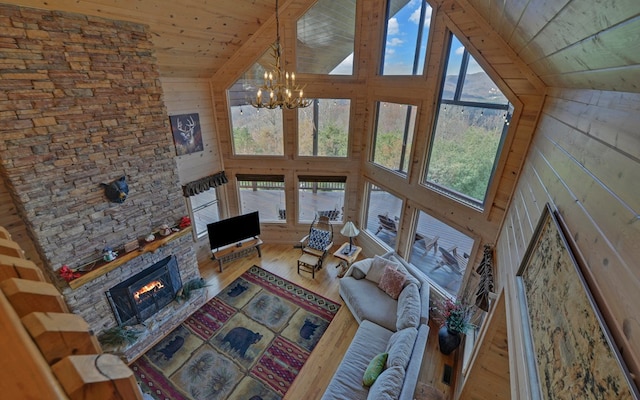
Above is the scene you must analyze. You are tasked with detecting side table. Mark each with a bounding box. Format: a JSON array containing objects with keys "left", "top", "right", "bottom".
[{"left": 333, "top": 242, "right": 362, "bottom": 278}]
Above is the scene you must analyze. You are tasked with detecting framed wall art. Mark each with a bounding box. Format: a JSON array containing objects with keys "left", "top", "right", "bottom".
[
  {"left": 516, "top": 204, "right": 639, "bottom": 399},
  {"left": 169, "top": 113, "right": 204, "bottom": 156}
]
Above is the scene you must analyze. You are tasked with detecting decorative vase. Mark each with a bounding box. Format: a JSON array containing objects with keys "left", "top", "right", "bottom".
[{"left": 438, "top": 326, "right": 462, "bottom": 355}]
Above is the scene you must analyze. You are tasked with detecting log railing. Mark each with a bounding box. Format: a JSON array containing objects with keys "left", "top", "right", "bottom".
[{"left": 0, "top": 225, "right": 143, "bottom": 399}]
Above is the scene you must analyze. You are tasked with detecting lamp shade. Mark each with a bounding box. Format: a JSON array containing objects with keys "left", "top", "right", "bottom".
[{"left": 340, "top": 221, "right": 360, "bottom": 238}]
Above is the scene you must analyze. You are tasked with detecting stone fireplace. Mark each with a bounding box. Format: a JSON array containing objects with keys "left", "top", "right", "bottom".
[
  {"left": 0, "top": 5, "right": 205, "bottom": 361},
  {"left": 107, "top": 255, "right": 182, "bottom": 326}
]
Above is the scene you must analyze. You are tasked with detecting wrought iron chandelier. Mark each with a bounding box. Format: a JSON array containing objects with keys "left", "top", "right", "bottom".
[{"left": 251, "top": 0, "right": 311, "bottom": 109}]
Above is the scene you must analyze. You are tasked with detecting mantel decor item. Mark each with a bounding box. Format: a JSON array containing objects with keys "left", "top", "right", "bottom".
[{"left": 516, "top": 204, "right": 639, "bottom": 399}]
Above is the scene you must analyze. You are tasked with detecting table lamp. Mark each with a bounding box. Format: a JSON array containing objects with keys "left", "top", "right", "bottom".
[{"left": 340, "top": 220, "right": 360, "bottom": 254}]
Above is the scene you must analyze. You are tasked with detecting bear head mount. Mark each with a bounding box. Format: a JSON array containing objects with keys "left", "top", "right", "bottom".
[{"left": 100, "top": 176, "right": 129, "bottom": 204}]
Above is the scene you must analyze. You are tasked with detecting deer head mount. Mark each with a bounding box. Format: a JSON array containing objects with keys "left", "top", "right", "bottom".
[{"left": 100, "top": 176, "right": 129, "bottom": 204}]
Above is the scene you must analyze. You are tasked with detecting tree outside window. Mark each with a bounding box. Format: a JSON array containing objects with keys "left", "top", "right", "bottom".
[
  {"left": 425, "top": 34, "right": 511, "bottom": 208},
  {"left": 298, "top": 99, "right": 350, "bottom": 157},
  {"left": 227, "top": 56, "right": 284, "bottom": 156},
  {"left": 372, "top": 101, "right": 417, "bottom": 176}
]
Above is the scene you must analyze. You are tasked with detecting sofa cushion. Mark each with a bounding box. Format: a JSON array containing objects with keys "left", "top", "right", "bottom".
[
  {"left": 388, "top": 255, "right": 420, "bottom": 289},
  {"left": 363, "top": 352, "right": 388, "bottom": 387},
  {"left": 365, "top": 255, "right": 399, "bottom": 284},
  {"left": 378, "top": 265, "right": 406, "bottom": 299},
  {"left": 385, "top": 327, "right": 418, "bottom": 370},
  {"left": 321, "top": 320, "right": 393, "bottom": 400},
  {"left": 396, "top": 283, "right": 421, "bottom": 330},
  {"left": 367, "top": 365, "right": 406, "bottom": 400},
  {"left": 352, "top": 266, "right": 366, "bottom": 280},
  {"left": 340, "top": 277, "right": 398, "bottom": 331}
]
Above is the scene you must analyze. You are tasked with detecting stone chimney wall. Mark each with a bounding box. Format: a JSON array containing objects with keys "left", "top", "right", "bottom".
[{"left": 0, "top": 4, "right": 203, "bottom": 354}]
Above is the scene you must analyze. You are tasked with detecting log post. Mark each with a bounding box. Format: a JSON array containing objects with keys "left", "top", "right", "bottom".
[
  {"left": 52, "top": 354, "right": 143, "bottom": 400},
  {"left": 22, "top": 312, "right": 102, "bottom": 365},
  {"left": 0, "top": 278, "right": 69, "bottom": 317}
]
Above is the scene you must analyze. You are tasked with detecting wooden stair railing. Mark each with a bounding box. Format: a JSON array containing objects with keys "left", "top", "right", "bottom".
[{"left": 0, "top": 226, "right": 143, "bottom": 399}]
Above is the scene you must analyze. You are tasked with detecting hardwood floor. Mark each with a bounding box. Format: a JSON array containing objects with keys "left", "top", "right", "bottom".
[{"left": 196, "top": 242, "right": 455, "bottom": 400}]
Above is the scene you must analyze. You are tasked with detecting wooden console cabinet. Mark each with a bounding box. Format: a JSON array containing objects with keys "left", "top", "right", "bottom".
[{"left": 211, "top": 237, "right": 263, "bottom": 272}]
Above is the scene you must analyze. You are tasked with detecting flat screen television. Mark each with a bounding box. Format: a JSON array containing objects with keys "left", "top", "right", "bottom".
[{"left": 207, "top": 211, "right": 260, "bottom": 250}]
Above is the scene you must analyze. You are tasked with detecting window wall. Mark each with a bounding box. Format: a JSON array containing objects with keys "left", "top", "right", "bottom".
[
  {"left": 298, "top": 176, "right": 346, "bottom": 222},
  {"left": 372, "top": 101, "right": 417, "bottom": 176},
  {"left": 407, "top": 210, "right": 474, "bottom": 298},
  {"left": 425, "top": 34, "right": 511, "bottom": 208},
  {"left": 227, "top": 54, "right": 285, "bottom": 156},
  {"left": 188, "top": 188, "right": 220, "bottom": 238},
  {"left": 237, "top": 175, "right": 285, "bottom": 223},
  {"left": 381, "top": 0, "right": 432, "bottom": 75},
  {"left": 296, "top": 0, "right": 356, "bottom": 75},
  {"left": 298, "top": 99, "right": 350, "bottom": 157},
  {"left": 364, "top": 183, "right": 404, "bottom": 249}
]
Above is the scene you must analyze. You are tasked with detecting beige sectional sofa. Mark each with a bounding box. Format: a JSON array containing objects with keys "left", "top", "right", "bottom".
[{"left": 322, "top": 252, "right": 430, "bottom": 400}]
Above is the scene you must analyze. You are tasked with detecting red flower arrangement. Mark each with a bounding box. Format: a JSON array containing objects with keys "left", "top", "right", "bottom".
[
  {"left": 179, "top": 216, "right": 191, "bottom": 229},
  {"left": 59, "top": 265, "right": 81, "bottom": 282},
  {"left": 437, "top": 298, "right": 474, "bottom": 334}
]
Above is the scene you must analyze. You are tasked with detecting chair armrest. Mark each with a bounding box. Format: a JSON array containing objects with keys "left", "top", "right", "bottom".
[{"left": 299, "top": 235, "right": 310, "bottom": 244}]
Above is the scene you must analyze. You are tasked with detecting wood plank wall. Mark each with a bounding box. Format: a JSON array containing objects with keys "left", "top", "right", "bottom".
[{"left": 496, "top": 88, "right": 640, "bottom": 397}]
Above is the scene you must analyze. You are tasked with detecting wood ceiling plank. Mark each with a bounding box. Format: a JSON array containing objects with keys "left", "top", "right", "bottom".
[
  {"left": 530, "top": 15, "right": 640, "bottom": 76},
  {"left": 522, "top": 0, "right": 640, "bottom": 63}
]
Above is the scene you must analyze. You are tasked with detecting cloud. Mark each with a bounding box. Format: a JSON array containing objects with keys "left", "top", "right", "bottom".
[
  {"left": 386, "top": 48, "right": 396, "bottom": 56},
  {"left": 409, "top": 5, "right": 432, "bottom": 27},
  {"left": 387, "top": 18, "right": 399, "bottom": 35},
  {"left": 387, "top": 38, "right": 404, "bottom": 47},
  {"left": 455, "top": 46, "right": 465, "bottom": 55}
]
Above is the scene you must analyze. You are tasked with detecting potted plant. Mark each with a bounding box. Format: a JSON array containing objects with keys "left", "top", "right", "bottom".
[{"left": 436, "top": 298, "right": 474, "bottom": 355}]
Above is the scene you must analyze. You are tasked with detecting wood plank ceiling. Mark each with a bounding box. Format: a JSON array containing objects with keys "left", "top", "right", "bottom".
[{"left": 1, "top": 0, "right": 638, "bottom": 88}]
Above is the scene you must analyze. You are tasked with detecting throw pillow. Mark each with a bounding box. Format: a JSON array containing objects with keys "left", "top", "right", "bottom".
[
  {"left": 389, "top": 255, "right": 421, "bottom": 288},
  {"left": 352, "top": 266, "right": 366, "bottom": 280},
  {"left": 385, "top": 327, "right": 418, "bottom": 369},
  {"left": 363, "top": 352, "right": 388, "bottom": 387},
  {"left": 396, "top": 283, "right": 421, "bottom": 330},
  {"left": 365, "top": 255, "right": 399, "bottom": 284},
  {"left": 367, "top": 365, "right": 406, "bottom": 400},
  {"left": 307, "top": 228, "right": 331, "bottom": 251},
  {"left": 378, "top": 265, "right": 406, "bottom": 299}
]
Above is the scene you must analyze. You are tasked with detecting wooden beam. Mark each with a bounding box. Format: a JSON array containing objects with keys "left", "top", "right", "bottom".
[
  {"left": 22, "top": 312, "right": 102, "bottom": 365},
  {"left": 0, "top": 278, "right": 69, "bottom": 317},
  {"left": 0, "top": 254, "right": 46, "bottom": 282},
  {"left": 52, "top": 354, "right": 143, "bottom": 400}
]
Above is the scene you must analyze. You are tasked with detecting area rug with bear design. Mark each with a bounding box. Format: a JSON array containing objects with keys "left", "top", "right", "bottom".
[{"left": 132, "top": 265, "right": 341, "bottom": 400}]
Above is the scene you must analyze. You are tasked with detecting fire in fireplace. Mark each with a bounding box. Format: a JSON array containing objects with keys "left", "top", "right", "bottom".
[{"left": 106, "top": 255, "right": 182, "bottom": 326}]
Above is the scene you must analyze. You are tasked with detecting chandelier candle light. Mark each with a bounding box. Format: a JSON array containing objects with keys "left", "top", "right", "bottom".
[{"left": 251, "top": 0, "right": 311, "bottom": 110}]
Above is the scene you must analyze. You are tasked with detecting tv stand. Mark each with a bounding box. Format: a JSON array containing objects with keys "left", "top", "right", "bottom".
[{"left": 211, "top": 237, "right": 263, "bottom": 272}]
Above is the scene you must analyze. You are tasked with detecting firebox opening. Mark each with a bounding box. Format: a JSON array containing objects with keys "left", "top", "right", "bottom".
[{"left": 106, "top": 255, "right": 182, "bottom": 326}]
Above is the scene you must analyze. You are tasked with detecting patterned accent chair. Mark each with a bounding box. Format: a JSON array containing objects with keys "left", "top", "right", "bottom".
[{"left": 299, "top": 215, "right": 334, "bottom": 271}]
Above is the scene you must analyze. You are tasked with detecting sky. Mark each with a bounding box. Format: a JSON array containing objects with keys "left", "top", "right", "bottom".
[{"left": 331, "top": 0, "right": 482, "bottom": 77}]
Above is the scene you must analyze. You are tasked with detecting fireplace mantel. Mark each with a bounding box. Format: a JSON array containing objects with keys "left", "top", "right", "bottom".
[{"left": 68, "top": 227, "right": 192, "bottom": 290}]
